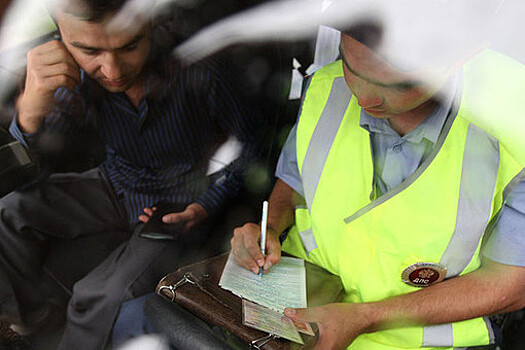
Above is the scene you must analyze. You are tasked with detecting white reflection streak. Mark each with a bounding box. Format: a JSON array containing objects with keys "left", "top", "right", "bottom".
[
  {"left": 171, "top": 0, "right": 518, "bottom": 73},
  {"left": 107, "top": 0, "right": 170, "bottom": 34},
  {"left": 0, "top": 0, "right": 57, "bottom": 102},
  {"left": 2, "top": 0, "right": 524, "bottom": 163},
  {"left": 173, "top": 0, "right": 382, "bottom": 63},
  {"left": 170, "top": 0, "right": 525, "bottom": 163},
  {"left": 107, "top": 0, "right": 197, "bottom": 35},
  {"left": 116, "top": 334, "right": 169, "bottom": 350}
]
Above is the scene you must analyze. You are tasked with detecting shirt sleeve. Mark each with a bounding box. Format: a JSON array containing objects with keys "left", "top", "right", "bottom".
[
  {"left": 195, "top": 59, "right": 262, "bottom": 215},
  {"left": 9, "top": 115, "right": 33, "bottom": 148},
  {"left": 275, "top": 123, "right": 304, "bottom": 197},
  {"left": 482, "top": 170, "right": 525, "bottom": 266},
  {"left": 8, "top": 86, "right": 86, "bottom": 173}
]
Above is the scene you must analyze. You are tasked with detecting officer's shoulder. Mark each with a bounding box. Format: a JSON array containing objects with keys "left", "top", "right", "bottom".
[{"left": 312, "top": 60, "right": 344, "bottom": 81}]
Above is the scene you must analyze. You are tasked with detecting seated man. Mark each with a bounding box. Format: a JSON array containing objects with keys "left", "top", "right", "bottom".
[
  {"left": 232, "top": 26, "right": 525, "bottom": 349},
  {"left": 0, "top": 0, "right": 258, "bottom": 349}
]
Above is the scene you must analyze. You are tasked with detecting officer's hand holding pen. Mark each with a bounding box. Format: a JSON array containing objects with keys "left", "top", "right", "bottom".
[{"left": 231, "top": 221, "right": 282, "bottom": 275}]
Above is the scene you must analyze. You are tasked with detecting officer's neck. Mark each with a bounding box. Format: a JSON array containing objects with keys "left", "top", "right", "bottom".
[{"left": 387, "top": 98, "right": 439, "bottom": 136}]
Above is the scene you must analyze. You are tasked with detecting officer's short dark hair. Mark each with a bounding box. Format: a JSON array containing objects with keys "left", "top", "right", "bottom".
[
  {"left": 341, "top": 20, "right": 383, "bottom": 50},
  {"left": 57, "top": 0, "right": 128, "bottom": 22}
]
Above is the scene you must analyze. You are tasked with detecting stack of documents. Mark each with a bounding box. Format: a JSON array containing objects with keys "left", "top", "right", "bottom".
[{"left": 219, "top": 253, "right": 311, "bottom": 344}]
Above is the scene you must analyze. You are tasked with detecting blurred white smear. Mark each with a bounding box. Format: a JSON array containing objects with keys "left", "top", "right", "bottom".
[
  {"left": 107, "top": 0, "right": 171, "bottom": 34},
  {"left": 1, "top": 0, "right": 525, "bottom": 164},
  {"left": 168, "top": 0, "right": 525, "bottom": 164},
  {"left": 206, "top": 136, "right": 242, "bottom": 176},
  {"left": 107, "top": 0, "right": 198, "bottom": 35},
  {"left": 172, "top": 0, "right": 510, "bottom": 72},
  {"left": 173, "top": 0, "right": 379, "bottom": 63},
  {"left": 0, "top": 0, "right": 56, "bottom": 102},
  {"left": 116, "top": 334, "right": 169, "bottom": 350},
  {"left": 0, "top": 0, "right": 56, "bottom": 52}
]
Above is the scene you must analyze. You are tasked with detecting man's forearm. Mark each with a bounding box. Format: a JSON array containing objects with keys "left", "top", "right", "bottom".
[
  {"left": 266, "top": 179, "right": 303, "bottom": 237},
  {"left": 16, "top": 115, "right": 43, "bottom": 135},
  {"left": 364, "top": 259, "right": 525, "bottom": 332},
  {"left": 15, "top": 95, "right": 46, "bottom": 135}
]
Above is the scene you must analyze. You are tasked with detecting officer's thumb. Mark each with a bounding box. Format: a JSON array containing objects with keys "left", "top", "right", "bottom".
[{"left": 284, "top": 307, "right": 316, "bottom": 322}]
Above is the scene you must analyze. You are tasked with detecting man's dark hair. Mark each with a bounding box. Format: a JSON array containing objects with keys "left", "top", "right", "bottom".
[
  {"left": 341, "top": 20, "right": 383, "bottom": 50},
  {"left": 58, "top": 0, "right": 128, "bottom": 22}
]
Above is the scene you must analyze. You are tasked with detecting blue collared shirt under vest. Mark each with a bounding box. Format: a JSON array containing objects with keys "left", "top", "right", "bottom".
[{"left": 276, "top": 75, "right": 525, "bottom": 267}]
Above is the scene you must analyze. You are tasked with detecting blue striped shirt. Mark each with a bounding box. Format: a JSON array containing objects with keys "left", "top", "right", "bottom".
[{"left": 10, "top": 59, "right": 259, "bottom": 225}]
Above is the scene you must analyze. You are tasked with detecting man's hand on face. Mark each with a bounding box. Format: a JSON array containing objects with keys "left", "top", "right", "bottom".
[
  {"left": 284, "top": 303, "right": 372, "bottom": 350},
  {"left": 139, "top": 202, "right": 208, "bottom": 234},
  {"left": 18, "top": 40, "right": 81, "bottom": 134},
  {"left": 230, "top": 222, "right": 281, "bottom": 275}
]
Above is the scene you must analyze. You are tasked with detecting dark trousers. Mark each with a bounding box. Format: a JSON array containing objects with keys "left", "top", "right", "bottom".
[{"left": 0, "top": 168, "right": 212, "bottom": 349}]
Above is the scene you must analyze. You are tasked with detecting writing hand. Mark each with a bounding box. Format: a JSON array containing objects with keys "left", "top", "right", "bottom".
[{"left": 231, "top": 222, "right": 281, "bottom": 275}]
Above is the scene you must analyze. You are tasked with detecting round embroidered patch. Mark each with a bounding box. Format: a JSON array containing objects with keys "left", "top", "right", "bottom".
[{"left": 401, "top": 262, "right": 447, "bottom": 287}]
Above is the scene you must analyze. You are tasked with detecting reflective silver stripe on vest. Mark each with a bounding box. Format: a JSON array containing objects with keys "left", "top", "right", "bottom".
[
  {"left": 481, "top": 167, "right": 525, "bottom": 249},
  {"left": 422, "top": 324, "right": 453, "bottom": 347},
  {"left": 423, "top": 317, "right": 495, "bottom": 347},
  {"left": 299, "top": 228, "right": 318, "bottom": 254},
  {"left": 440, "top": 124, "right": 500, "bottom": 278},
  {"left": 299, "top": 77, "right": 351, "bottom": 255},
  {"left": 301, "top": 77, "right": 352, "bottom": 210},
  {"left": 483, "top": 316, "right": 496, "bottom": 344},
  {"left": 423, "top": 124, "right": 499, "bottom": 347}
]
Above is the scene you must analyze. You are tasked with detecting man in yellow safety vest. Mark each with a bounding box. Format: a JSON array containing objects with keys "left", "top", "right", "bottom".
[{"left": 231, "top": 26, "right": 525, "bottom": 349}]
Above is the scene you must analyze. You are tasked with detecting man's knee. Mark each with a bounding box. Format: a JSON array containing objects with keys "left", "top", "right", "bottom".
[
  {"left": 68, "top": 278, "right": 123, "bottom": 318},
  {"left": 0, "top": 191, "right": 25, "bottom": 225},
  {"left": 0, "top": 188, "right": 47, "bottom": 236}
]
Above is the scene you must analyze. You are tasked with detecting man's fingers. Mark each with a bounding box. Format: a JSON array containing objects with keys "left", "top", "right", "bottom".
[
  {"left": 162, "top": 210, "right": 191, "bottom": 224},
  {"left": 42, "top": 62, "right": 81, "bottom": 85},
  {"left": 32, "top": 40, "right": 66, "bottom": 55},
  {"left": 28, "top": 41, "right": 78, "bottom": 68},
  {"left": 230, "top": 223, "right": 284, "bottom": 274},
  {"left": 231, "top": 224, "right": 262, "bottom": 274},
  {"left": 138, "top": 214, "right": 150, "bottom": 223},
  {"left": 143, "top": 208, "right": 154, "bottom": 217},
  {"left": 244, "top": 230, "right": 265, "bottom": 268},
  {"left": 27, "top": 41, "right": 80, "bottom": 88},
  {"left": 284, "top": 308, "right": 334, "bottom": 350},
  {"left": 263, "top": 236, "right": 282, "bottom": 271},
  {"left": 162, "top": 213, "right": 181, "bottom": 224},
  {"left": 31, "top": 49, "right": 75, "bottom": 68},
  {"left": 284, "top": 307, "right": 318, "bottom": 323},
  {"left": 44, "top": 75, "right": 78, "bottom": 93}
]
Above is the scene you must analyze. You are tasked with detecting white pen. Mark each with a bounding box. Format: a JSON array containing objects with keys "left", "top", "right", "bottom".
[{"left": 259, "top": 200, "right": 269, "bottom": 277}]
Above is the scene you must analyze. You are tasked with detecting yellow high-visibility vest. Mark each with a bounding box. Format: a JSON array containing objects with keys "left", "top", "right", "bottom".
[{"left": 282, "top": 57, "right": 523, "bottom": 349}]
